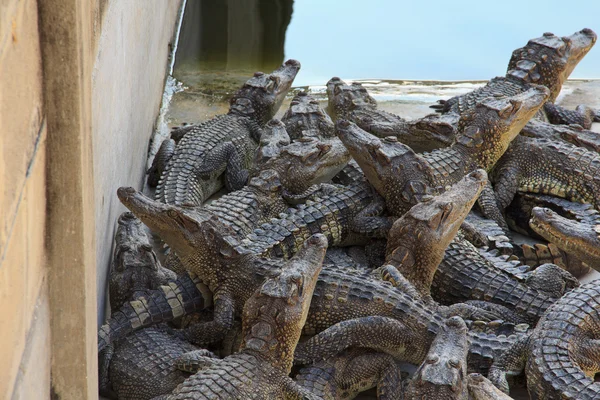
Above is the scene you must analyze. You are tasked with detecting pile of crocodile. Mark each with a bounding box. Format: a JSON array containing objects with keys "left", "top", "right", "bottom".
[{"left": 98, "top": 29, "right": 600, "bottom": 399}]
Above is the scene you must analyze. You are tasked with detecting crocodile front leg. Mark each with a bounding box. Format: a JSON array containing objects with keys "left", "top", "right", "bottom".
[
  {"left": 174, "top": 349, "right": 219, "bottom": 373},
  {"left": 477, "top": 181, "right": 510, "bottom": 232},
  {"left": 182, "top": 292, "right": 236, "bottom": 346},
  {"left": 197, "top": 141, "right": 250, "bottom": 192},
  {"left": 544, "top": 103, "right": 597, "bottom": 129},
  {"left": 350, "top": 195, "right": 394, "bottom": 238},
  {"left": 147, "top": 138, "right": 175, "bottom": 188}
]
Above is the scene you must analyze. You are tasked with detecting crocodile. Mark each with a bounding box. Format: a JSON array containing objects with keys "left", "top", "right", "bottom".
[
  {"left": 381, "top": 169, "right": 487, "bottom": 297},
  {"left": 489, "top": 136, "right": 600, "bottom": 224},
  {"left": 295, "top": 348, "right": 404, "bottom": 400},
  {"left": 431, "top": 29, "right": 597, "bottom": 123},
  {"left": 337, "top": 86, "right": 549, "bottom": 217},
  {"left": 104, "top": 326, "right": 216, "bottom": 400},
  {"left": 505, "top": 192, "right": 598, "bottom": 276},
  {"left": 109, "top": 212, "right": 177, "bottom": 311},
  {"left": 326, "top": 77, "right": 455, "bottom": 152},
  {"left": 489, "top": 280, "right": 600, "bottom": 399},
  {"left": 433, "top": 232, "right": 578, "bottom": 324},
  {"left": 153, "top": 59, "right": 301, "bottom": 205},
  {"left": 520, "top": 119, "right": 600, "bottom": 152},
  {"left": 281, "top": 91, "right": 336, "bottom": 141},
  {"left": 530, "top": 206, "right": 600, "bottom": 272},
  {"left": 155, "top": 234, "right": 328, "bottom": 400}
]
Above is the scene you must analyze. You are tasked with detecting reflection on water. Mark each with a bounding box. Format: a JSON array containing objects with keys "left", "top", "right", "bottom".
[{"left": 174, "top": 0, "right": 293, "bottom": 95}]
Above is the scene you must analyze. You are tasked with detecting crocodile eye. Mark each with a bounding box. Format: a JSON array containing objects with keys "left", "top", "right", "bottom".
[
  {"left": 141, "top": 244, "right": 153, "bottom": 252},
  {"left": 426, "top": 354, "right": 439, "bottom": 364},
  {"left": 448, "top": 358, "right": 461, "bottom": 369},
  {"left": 167, "top": 210, "right": 178, "bottom": 219}
]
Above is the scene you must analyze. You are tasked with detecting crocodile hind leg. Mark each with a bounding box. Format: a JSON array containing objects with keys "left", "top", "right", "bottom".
[
  {"left": 488, "top": 335, "right": 532, "bottom": 394},
  {"left": 197, "top": 141, "right": 249, "bottom": 191},
  {"left": 524, "top": 263, "right": 580, "bottom": 298},
  {"left": 147, "top": 138, "right": 175, "bottom": 188},
  {"left": 544, "top": 103, "right": 597, "bottom": 129},
  {"left": 294, "top": 316, "right": 421, "bottom": 366}
]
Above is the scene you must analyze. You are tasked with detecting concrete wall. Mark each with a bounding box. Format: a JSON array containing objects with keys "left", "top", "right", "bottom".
[
  {"left": 0, "top": 0, "right": 49, "bottom": 397},
  {"left": 92, "top": 0, "right": 182, "bottom": 325},
  {"left": 0, "top": 0, "right": 182, "bottom": 398}
]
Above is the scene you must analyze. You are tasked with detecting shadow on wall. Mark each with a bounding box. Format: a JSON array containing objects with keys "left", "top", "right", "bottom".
[{"left": 174, "top": 0, "right": 293, "bottom": 93}]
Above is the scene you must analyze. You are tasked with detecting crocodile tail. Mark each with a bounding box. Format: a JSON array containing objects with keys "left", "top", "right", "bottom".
[
  {"left": 527, "top": 282, "right": 600, "bottom": 399},
  {"left": 467, "top": 329, "right": 527, "bottom": 375},
  {"left": 97, "top": 274, "right": 211, "bottom": 352}
]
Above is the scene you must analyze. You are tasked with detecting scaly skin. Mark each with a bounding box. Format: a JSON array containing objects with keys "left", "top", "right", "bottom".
[
  {"left": 326, "top": 77, "right": 455, "bottom": 152},
  {"left": 154, "top": 60, "right": 300, "bottom": 205},
  {"left": 294, "top": 348, "right": 403, "bottom": 400},
  {"left": 252, "top": 118, "right": 290, "bottom": 165},
  {"left": 97, "top": 272, "right": 212, "bottom": 352},
  {"left": 432, "top": 233, "right": 573, "bottom": 324},
  {"left": 109, "top": 212, "right": 176, "bottom": 312},
  {"left": 100, "top": 213, "right": 520, "bottom": 373},
  {"left": 162, "top": 234, "right": 328, "bottom": 400},
  {"left": 491, "top": 136, "right": 600, "bottom": 215},
  {"left": 282, "top": 91, "right": 335, "bottom": 141},
  {"left": 489, "top": 281, "right": 600, "bottom": 399},
  {"left": 203, "top": 136, "right": 351, "bottom": 238},
  {"left": 382, "top": 170, "right": 487, "bottom": 297},
  {"left": 106, "top": 327, "right": 215, "bottom": 400},
  {"left": 530, "top": 206, "right": 600, "bottom": 272}
]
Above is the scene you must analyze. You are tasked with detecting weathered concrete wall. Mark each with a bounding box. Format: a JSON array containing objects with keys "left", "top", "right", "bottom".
[
  {"left": 0, "top": 0, "right": 49, "bottom": 397},
  {"left": 92, "top": 0, "right": 182, "bottom": 323},
  {"left": 0, "top": 0, "right": 182, "bottom": 397}
]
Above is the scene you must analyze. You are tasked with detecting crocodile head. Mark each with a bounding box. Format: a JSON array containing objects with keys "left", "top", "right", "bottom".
[
  {"left": 337, "top": 120, "right": 437, "bottom": 215},
  {"left": 385, "top": 170, "right": 487, "bottom": 295},
  {"left": 263, "top": 136, "right": 351, "bottom": 194},
  {"left": 406, "top": 316, "right": 469, "bottom": 399},
  {"left": 242, "top": 234, "right": 327, "bottom": 373},
  {"left": 326, "top": 77, "right": 377, "bottom": 121},
  {"left": 229, "top": 59, "right": 301, "bottom": 125},
  {"left": 530, "top": 207, "right": 600, "bottom": 269},
  {"left": 109, "top": 212, "right": 176, "bottom": 311},
  {"left": 282, "top": 91, "right": 335, "bottom": 140},
  {"left": 254, "top": 119, "right": 291, "bottom": 165},
  {"left": 507, "top": 28, "right": 597, "bottom": 102},
  {"left": 456, "top": 86, "right": 549, "bottom": 170},
  {"left": 117, "top": 187, "right": 238, "bottom": 269}
]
